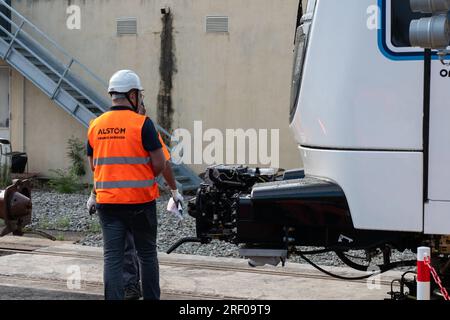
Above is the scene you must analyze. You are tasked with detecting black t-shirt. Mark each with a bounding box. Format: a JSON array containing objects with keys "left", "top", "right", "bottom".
[{"left": 87, "top": 106, "right": 163, "bottom": 211}]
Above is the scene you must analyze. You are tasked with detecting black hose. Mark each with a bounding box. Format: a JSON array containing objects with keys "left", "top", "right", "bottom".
[
  {"left": 293, "top": 248, "right": 333, "bottom": 255},
  {"left": 166, "top": 237, "right": 203, "bottom": 254},
  {"left": 297, "top": 250, "right": 417, "bottom": 281},
  {"left": 298, "top": 251, "right": 379, "bottom": 280}
]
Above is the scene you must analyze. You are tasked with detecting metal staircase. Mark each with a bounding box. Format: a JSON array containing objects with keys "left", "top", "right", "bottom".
[{"left": 0, "top": 0, "right": 202, "bottom": 192}]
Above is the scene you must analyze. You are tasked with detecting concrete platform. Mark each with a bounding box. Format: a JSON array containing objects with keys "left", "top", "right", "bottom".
[{"left": 0, "top": 236, "right": 407, "bottom": 300}]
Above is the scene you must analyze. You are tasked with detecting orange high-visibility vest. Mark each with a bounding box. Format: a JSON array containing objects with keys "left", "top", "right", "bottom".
[
  {"left": 88, "top": 110, "right": 160, "bottom": 204},
  {"left": 159, "top": 133, "right": 171, "bottom": 161}
]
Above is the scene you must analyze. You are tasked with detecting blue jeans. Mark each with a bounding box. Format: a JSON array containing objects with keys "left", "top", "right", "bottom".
[
  {"left": 98, "top": 203, "right": 160, "bottom": 300},
  {"left": 124, "top": 231, "right": 140, "bottom": 290}
]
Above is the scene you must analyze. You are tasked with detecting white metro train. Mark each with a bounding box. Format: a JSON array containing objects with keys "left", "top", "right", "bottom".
[{"left": 169, "top": 0, "right": 450, "bottom": 300}]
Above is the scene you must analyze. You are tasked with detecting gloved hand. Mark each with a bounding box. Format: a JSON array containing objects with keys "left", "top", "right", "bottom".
[
  {"left": 168, "top": 189, "right": 184, "bottom": 221},
  {"left": 86, "top": 190, "right": 97, "bottom": 215},
  {"left": 171, "top": 189, "right": 184, "bottom": 205}
]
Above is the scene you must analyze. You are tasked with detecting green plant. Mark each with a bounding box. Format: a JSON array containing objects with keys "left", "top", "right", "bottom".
[
  {"left": 48, "top": 169, "right": 82, "bottom": 194},
  {"left": 67, "top": 137, "right": 86, "bottom": 177},
  {"left": 56, "top": 216, "right": 71, "bottom": 229},
  {"left": 49, "top": 138, "right": 87, "bottom": 194},
  {"left": 38, "top": 217, "right": 52, "bottom": 230},
  {"left": 55, "top": 233, "right": 65, "bottom": 241},
  {"left": 0, "top": 164, "right": 11, "bottom": 189},
  {"left": 88, "top": 219, "right": 101, "bottom": 234}
]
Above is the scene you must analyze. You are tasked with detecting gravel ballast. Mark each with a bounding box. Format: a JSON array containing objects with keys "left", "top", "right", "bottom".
[{"left": 29, "top": 190, "right": 417, "bottom": 268}]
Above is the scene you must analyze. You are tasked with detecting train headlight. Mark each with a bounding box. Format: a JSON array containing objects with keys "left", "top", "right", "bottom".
[
  {"left": 410, "top": 0, "right": 450, "bottom": 14},
  {"left": 410, "top": 15, "right": 450, "bottom": 49},
  {"left": 409, "top": 0, "right": 450, "bottom": 49}
]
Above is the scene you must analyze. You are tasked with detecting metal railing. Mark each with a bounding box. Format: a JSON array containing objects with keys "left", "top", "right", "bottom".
[
  {"left": 0, "top": 12, "right": 108, "bottom": 114},
  {"left": 0, "top": 1, "right": 199, "bottom": 184},
  {"left": 0, "top": 0, "right": 177, "bottom": 137},
  {"left": 0, "top": 0, "right": 107, "bottom": 87}
]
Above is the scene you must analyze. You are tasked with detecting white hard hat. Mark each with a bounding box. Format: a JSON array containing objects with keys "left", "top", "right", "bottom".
[{"left": 108, "top": 70, "right": 144, "bottom": 93}]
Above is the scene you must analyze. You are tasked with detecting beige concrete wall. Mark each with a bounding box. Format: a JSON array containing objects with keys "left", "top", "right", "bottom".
[
  {"left": 0, "top": 61, "right": 19, "bottom": 147},
  {"left": 0, "top": 62, "right": 23, "bottom": 150},
  {"left": 0, "top": 59, "right": 91, "bottom": 181},
  {"left": 10, "top": 70, "right": 24, "bottom": 151},
  {"left": 0, "top": 64, "right": 23, "bottom": 151},
  {"left": 23, "top": 80, "right": 90, "bottom": 180},
  {"left": 11, "top": 0, "right": 302, "bottom": 175}
]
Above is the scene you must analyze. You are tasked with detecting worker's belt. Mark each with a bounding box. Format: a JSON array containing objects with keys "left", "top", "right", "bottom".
[
  {"left": 93, "top": 156, "right": 151, "bottom": 166},
  {"left": 95, "top": 179, "right": 155, "bottom": 189}
]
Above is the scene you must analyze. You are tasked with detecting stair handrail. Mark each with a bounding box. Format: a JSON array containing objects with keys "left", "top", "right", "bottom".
[
  {"left": 0, "top": 0, "right": 191, "bottom": 170},
  {"left": 0, "top": 17, "right": 108, "bottom": 115},
  {"left": 0, "top": 0, "right": 108, "bottom": 88}
]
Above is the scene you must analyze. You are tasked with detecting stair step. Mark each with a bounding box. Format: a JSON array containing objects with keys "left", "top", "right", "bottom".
[
  {"left": 180, "top": 184, "right": 200, "bottom": 192},
  {"left": 14, "top": 48, "right": 29, "bottom": 55},
  {"left": 87, "top": 106, "right": 102, "bottom": 112},
  {"left": 42, "top": 70, "right": 57, "bottom": 76},
  {"left": 171, "top": 167, "right": 183, "bottom": 174},
  {"left": 175, "top": 176, "right": 192, "bottom": 183},
  {"left": 3, "top": 22, "right": 204, "bottom": 193},
  {"left": 13, "top": 44, "right": 26, "bottom": 50},
  {"left": 41, "top": 72, "right": 57, "bottom": 78},
  {"left": 22, "top": 53, "right": 35, "bottom": 59},
  {"left": 46, "top": 76, "right": 60, "bottom": 82},
  {"left": 31, "top": 62, "right": 46, "bottom": 68},
  {"left": 74, "top": 97, "right": 91, "bottom": 103},
  {"left": 43, "top": 74, "right": 60, "bottom": 80},
  {"left": 28, "top": 57, "right": 44, "bottom": 65},
  {"left": 72, "top": 94, "right": 87, "bottom": 100},
  {"left": 26, "top": 55, "right": 39, "bottom": 61},
  {"left": 26, "top": 57, "right": 46, "bottom": 66}
]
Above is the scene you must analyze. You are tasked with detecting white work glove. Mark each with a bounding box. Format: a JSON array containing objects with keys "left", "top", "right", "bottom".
[
  {"left": 171, "top": 189, "right": 184, "bottom": 204},
  {"left": 167, "top": 189, "right": 184, "bottom": 221},
  {"left": 86, "top": 191, "right": 97, "bottom": 215}
]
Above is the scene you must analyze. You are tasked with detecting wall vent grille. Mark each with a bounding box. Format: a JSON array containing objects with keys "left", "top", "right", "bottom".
[
  {"left": 117, "top": 18, "right": 137, "bottom": 35},
  {"left": 206, "top": 16, "right": 229, "bottom": 33}
]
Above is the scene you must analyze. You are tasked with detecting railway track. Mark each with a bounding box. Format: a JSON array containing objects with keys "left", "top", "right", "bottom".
[
  {"left": 0, "top": 273, "right": 233, "bottom": 300},
  {"left": 0, "top": 245, "right": 237, "bottom": 300},
  {"left": 0, "top": 244, "right": 396, "bottom": 287}
]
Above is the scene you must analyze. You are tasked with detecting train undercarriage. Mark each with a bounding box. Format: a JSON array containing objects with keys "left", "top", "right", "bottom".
[{"left": 168, "top": 165, "right": 450, "bottom": 300}]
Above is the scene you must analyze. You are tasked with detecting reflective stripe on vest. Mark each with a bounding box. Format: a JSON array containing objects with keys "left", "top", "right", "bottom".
[
  {"left": 93, "top": 156, "right": 151, "bottom": 166},
  {"left": 95, "top": 179, "right": 155, "bottom": 190}
]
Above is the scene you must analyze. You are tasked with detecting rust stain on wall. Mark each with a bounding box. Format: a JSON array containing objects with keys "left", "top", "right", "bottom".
[{"left": 157, "top": 12, "right": 176, "bottom": 145}]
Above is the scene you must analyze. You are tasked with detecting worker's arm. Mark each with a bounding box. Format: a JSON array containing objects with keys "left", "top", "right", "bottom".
[
  {"left": 162, "top": 161, "right": 177, "bottom": 190},
  {"left": 159, "top": 134, "right": 184, "bottom": 210},
  {"left": 142, "top": 118, "right": 168, "bottom": 177},
  {"left": 87, "top": 141, "right": 95, "bottom": 172},
  {"left": 149, "top": 148, "right": 166, "bottom": 177},
  {"left": 87, "top": 141, "right": 96, "bottom": 194},
  {"left": 86, "top": 141, "right": 96, "bottom": 214},
  {"left": 88, "top": 156, "right": 94, "bottom": 172}
]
